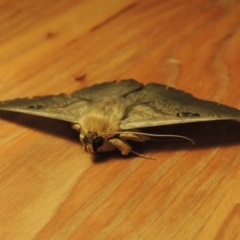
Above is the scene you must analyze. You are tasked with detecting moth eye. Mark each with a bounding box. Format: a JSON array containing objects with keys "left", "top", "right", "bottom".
[
  {"left": 27, "top": 104, "right": 46, "bottom": 110},
  {"left": 177, "top": 112, "right": 201, "bottom": 118},
  {"left": 92, "top": 136, "right": 104, "bottom": 152}
]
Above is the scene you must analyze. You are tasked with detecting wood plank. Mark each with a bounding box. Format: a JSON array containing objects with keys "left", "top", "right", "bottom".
[{"left": 0, "top": 0, "right": 239, "bottom": 239}]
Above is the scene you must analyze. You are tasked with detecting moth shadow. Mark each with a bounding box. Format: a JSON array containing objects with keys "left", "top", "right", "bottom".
[
  {"left": 1, "top": 111, "right": 240, "bottom": 160},
  {"left": 0, "top": 111, "right": 79, "bottom": 143},
  {"left": 94, "top": 120, "right": 240, "bottom": 162},
  {"left": 137, "top": 120, "right": 240, "bottom": 154},
  {"left": 92, "top": 151, "right": 132, "bottom": 163}
]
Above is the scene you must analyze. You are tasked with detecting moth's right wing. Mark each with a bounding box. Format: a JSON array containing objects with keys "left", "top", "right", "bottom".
[
  {"left": 0, "top": 79, "right": 143, "bottom": 123},
  {"left": 120, "top": 83, "right": 240, "bottom": 130}
]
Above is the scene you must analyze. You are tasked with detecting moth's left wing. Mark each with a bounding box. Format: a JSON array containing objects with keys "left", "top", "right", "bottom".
[
  {"left": 120, "top": 83, "right": 240, "bottom": 130},
  {"left": 0, "top": 93, "right": 89, "bottom": 123},
  {"left": 0, "top": 79, "right": 143, "bottom": 123}
]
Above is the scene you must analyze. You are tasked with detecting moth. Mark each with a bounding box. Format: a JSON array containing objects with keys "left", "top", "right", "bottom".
[{"left": 0, "top": 79, "right": 240, "bottom": 158}]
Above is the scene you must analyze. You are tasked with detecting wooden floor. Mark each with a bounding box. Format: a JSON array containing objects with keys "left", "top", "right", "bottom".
[{"left": 0, "top": 0, "right": 240, "bottom": 239}]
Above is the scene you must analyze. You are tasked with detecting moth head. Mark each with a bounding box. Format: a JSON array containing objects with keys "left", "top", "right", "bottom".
[
  {"left": 74, "top": 123, "right": 116, "bottom": 154},
  {"left": 81, "top": 131, "right": 104, "bottom": 153}
]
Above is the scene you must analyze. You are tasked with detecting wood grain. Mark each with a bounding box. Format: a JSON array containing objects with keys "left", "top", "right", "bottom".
[{"left": 0, "top": 0, "right": 240, "bottom": 239}]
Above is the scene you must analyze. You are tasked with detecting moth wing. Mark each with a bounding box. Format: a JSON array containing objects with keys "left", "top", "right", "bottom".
[
  {"left": 71, "top": 79, "right": 143, "bottom": 100},
  {"left": 0, "top": 93, "right": 88, "bottom": 122},
  {"left": 120, "top": 83, "right": 240, "bottom": 129},
  {"left": 0, "top": 79, "right": 143, "bottom": 123}
]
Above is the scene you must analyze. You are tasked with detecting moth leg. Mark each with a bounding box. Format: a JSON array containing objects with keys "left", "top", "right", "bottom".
[
  {"left": 108, "top": 138, "right": 132, "bottom": 155},
  {"left": 72, "top": 123, "right": 81, "bottom": 131},
  {"left": 119, "top": 133, "right": 150, "bottom": 142}
]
